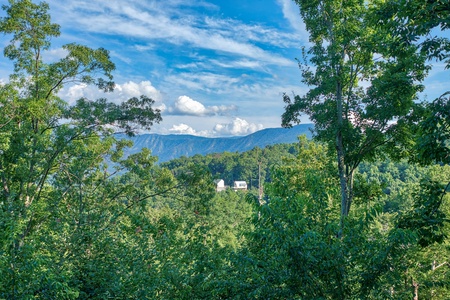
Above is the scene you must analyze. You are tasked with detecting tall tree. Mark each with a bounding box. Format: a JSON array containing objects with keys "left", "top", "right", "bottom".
[
  {"left": 0, "top": 0, "right": 162, "bottom": 297},
  {"left": 282, "top": 0, "right": 429, "bottom": 228}
]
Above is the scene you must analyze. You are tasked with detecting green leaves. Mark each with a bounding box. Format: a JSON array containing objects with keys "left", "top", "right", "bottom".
[
  {"left": 0, "top": 1, "right": 165, "bottom": 297},
  {"left": 49, "top": 43, "right": 116, "bottom": 93},
  {"left": 398, "top": 179, "right": 448, "bottom": 247},
  {"left": 285, "top": 0, "right": 434, "bottom": 224},
  {"left": 65, "top": 96, "right": 162, "bottom": 136},
  {"left": 372, "top": 0, "right": 450, "bottom": 68},
  {"left": 0, "top": 0, "right": 60, "bottom": 72},
  {"left": 415, "top": 93, "right": 450, "bottom": 165},
  {"left": 1, "top": 0, "right": 449, "bottom": 298}
]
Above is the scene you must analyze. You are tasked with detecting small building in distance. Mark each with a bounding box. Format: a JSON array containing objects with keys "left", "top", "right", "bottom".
[
  {"left": 233, "top": 181, "right": 247, "bottom": 191},
  {"left": 214, "top": 179, "right": 226, "bottom": 192}
]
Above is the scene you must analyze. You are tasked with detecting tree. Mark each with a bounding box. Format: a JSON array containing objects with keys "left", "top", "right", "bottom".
[
  {"left": 374, "top": 0, "right": 450, "bottom": 173},
  {"left": 373, "top": 0, "right": 450, "bottom": 70},
  {"left": 227, "top": 137, "right": 449, "bottom": 298},
  {"left": 0, "top": 0, "right": 162, "bottom": 297},
  {"left": 282, "top": 0, "right": 429, "bottom": 228}
]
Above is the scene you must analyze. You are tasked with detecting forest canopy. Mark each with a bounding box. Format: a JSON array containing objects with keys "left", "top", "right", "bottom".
[{"left": 0, "top": 0, "right": 449, "bottom": 299}]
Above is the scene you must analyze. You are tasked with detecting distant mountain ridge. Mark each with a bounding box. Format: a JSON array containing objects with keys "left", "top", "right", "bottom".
[{"left": 119, "top": 124, "right": 313, "bottom": 162}]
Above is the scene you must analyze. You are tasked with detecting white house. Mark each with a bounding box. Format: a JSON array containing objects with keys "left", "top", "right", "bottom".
[
  {"left": 233, "top": 181, "right": 247, "bottom": 191},
  {"left": 214, "top": 179, "right": 226, "bottom": 192}
]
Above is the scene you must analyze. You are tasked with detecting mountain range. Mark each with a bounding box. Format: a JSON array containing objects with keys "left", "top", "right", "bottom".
[{"left": 119, "top": 124, "right": 314, "bottom": 162}]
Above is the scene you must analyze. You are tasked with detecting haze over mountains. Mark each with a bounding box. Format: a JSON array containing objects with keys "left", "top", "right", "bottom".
[{"left": 119, "top": 124, "right": 313, "bottom": 162}]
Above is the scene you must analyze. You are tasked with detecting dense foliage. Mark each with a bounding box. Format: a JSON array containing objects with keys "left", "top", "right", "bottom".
[
  {"left": 0, "top": 0, "right": 449, "bottom": 299},
  {"left": 281, "top": 0, "right": 447, "bottom": 228},
  {"left": 162, "top": 143, "right": 298, "bottom": 191}
]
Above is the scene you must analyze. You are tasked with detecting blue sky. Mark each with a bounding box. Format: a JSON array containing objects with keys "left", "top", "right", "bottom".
[{"left": 0, "top": 0, "right": 448, "bottom": 136}]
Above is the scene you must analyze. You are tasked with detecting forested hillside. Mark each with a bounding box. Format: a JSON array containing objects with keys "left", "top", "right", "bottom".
[
  {"left": 0, "top": 1, "right": 449, "bottom": 299},
  {"left": 120, "top": 124, "right": 313, "bottom": 162},
  {"left": 162, "top": 142, "right": 299, "bottom": 189}
]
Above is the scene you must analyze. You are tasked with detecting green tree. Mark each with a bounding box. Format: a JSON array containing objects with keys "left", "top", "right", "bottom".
[
  {"left": 162, "top": 144, "right": 296, "bottom": 192},
  {"left": 372, "top": 0, "right": 450, "bottom": 172},
  {"left": 0, "top": 0, "right": 162, "bottom": 297},
  {"left": 413, "top": 93, "right": 450, "bottom": 166},
  {"left": 374, "top": 0, "right": 450, "bottom": 69},
  {"left": 231, "top": 138, "right": 449, "bottom": 298},
  {"left": 225, "top": 138, "right": 344, "bottom": 299},
  {"left": 282, "top": 0, "right": 429, "bottom": 229}
]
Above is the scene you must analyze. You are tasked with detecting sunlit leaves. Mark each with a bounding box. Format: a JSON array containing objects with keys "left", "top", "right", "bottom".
[
  {"left": 0, "top": 0, "right": 164, "bottom": 297},
  {"left": 0, "top": 0, "right": 60, "bottom": 73}
]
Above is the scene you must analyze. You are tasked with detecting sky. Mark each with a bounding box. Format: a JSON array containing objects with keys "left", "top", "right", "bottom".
[{"left": 0, "top": 0, "right": 448, "bottom": 137}]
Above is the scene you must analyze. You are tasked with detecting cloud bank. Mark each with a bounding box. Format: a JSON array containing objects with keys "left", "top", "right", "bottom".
[
  {"left": 61, "top": 80, "right": 165, "bottom": 108},
  {"left": 168, "top": 95, "right": 236, "bottom": 116},
  {"left": 214, "top": 118, "right": 264, "bottom": 136}
]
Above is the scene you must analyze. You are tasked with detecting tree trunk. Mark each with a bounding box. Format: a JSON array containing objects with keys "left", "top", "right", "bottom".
[
  {"left": 412, "top": 279, "right": 419, "bottom": 300},
  {"left": 337, "top": 131, "right": 348, "bottom": 216},
  {"left": 346, "top": 168, "right": 354, "bottom": 215},
  {"left": 336, "top": 80, "right": 349, "bottom": 233}
]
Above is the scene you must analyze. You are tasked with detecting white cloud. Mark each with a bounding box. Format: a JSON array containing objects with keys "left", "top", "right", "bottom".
[
  {"left": 60, "top": 80, "right": 165, "bottom": 108},
  {"left": 63, "top": 83, "right": 94, "bottom": 105},
  {"left": 172, "top": 95, "right": 205, "bottom": 115},
  {"left": 115, "top": 81, "right": 163, "bottom": 102},
  {"left": 277, "top": 0, "right": 308, "bottom": 38},
  {"left": 109, "top": 50, "right": 133, "bottom": 64},
  {"left": 213, "top": 118, "right": 264, "bottom": 136},
  {"left": 168, "top": 123, "right": 210, "bottom": 136},
  {"left": 44, "top": 48, "right": 70, "bottom": 62},
  {"left": 209, "top": 59, "right": 263, "bottom": 70},
  {"left": 204, "top": 16, "right": 302, "bottom": 48},
  {"left": 168, "top": 95, "right": 236, "bottom": 116},
  {"left": 134, "top": 44, "right": 156, "bottom": 52},
  {"left": 165, "top": 72, "right": 246, "bottom": 93},
  {"left": 166, "top": 118, "right": 265, "bottom": 137},
  {"left": 169, "top": 123, "right": 197, "bottom": 135}
]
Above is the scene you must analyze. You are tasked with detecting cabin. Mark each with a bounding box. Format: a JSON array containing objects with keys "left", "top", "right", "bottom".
[
  {"left": 214, "top": 179, "right": 226, "bottom": 192},
  {"left": 233, "top": 181, "right": 247, "bottom": 191}
]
